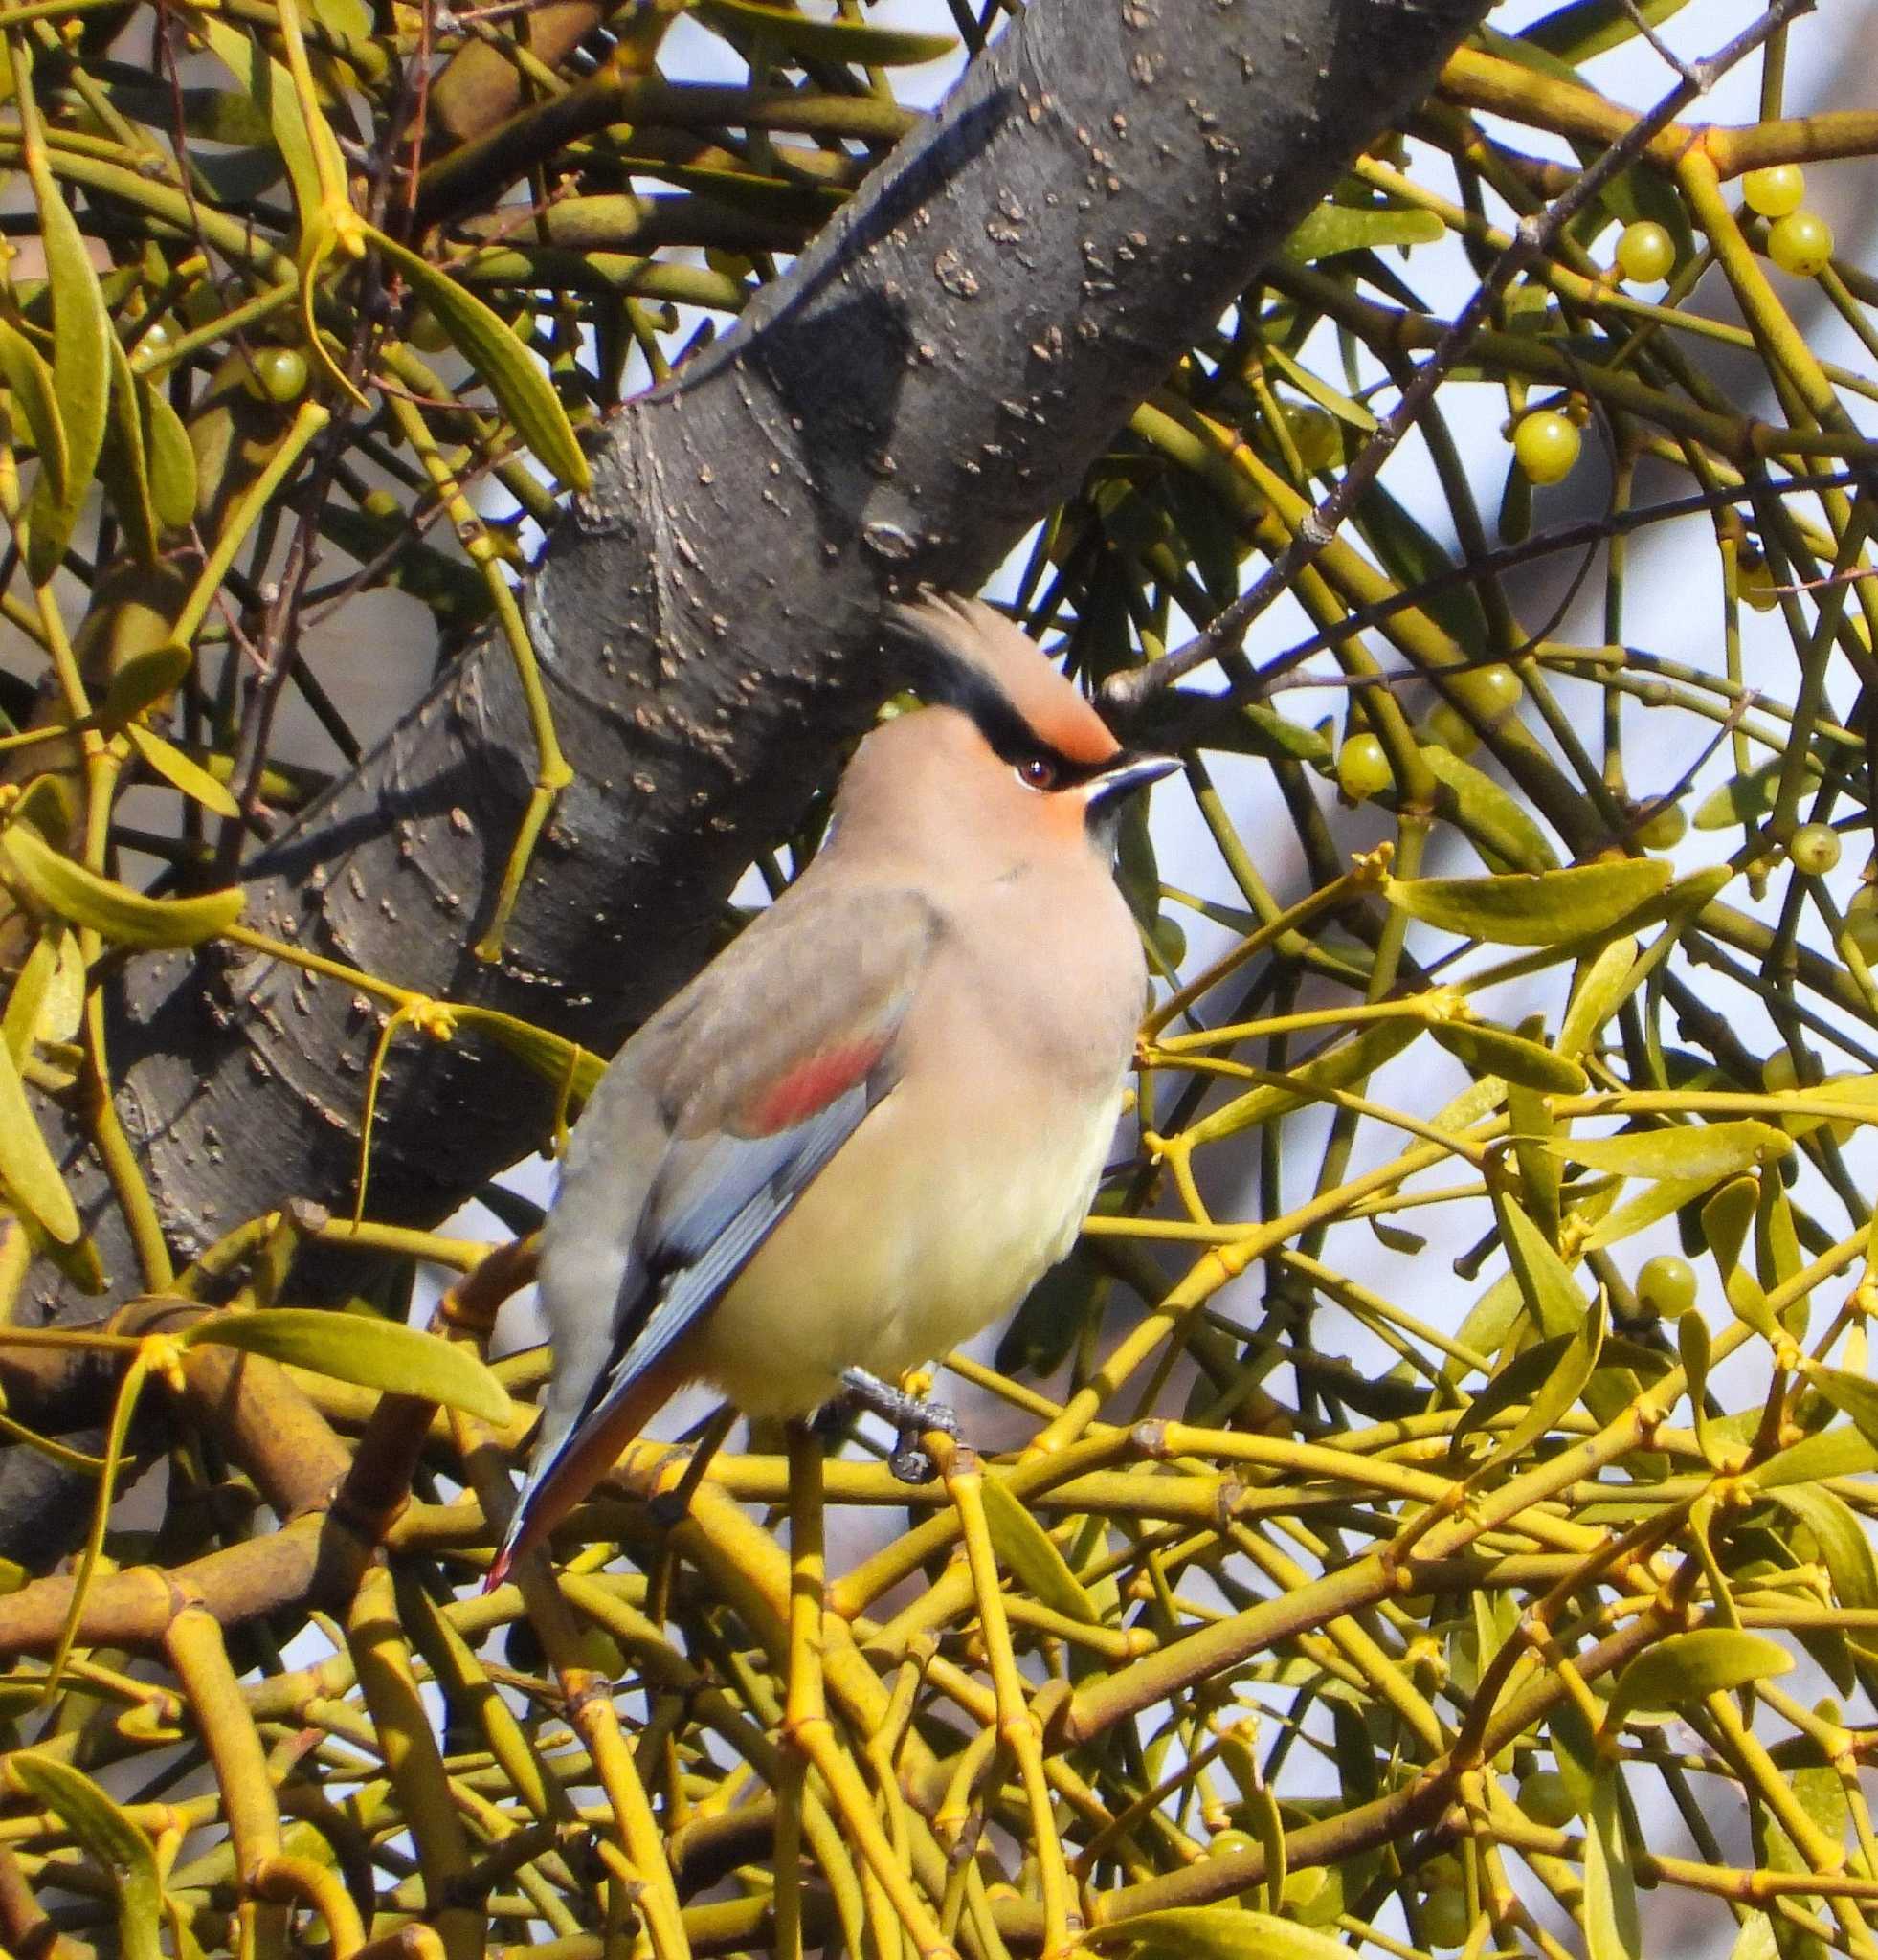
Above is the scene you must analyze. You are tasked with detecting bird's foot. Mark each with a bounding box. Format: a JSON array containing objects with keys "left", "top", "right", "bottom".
[
  {"left": 646, "top": 1404, "right": 739, "bottom": 1526},
  {"left": 839, "top": 1366, "right": 959, "bottom": 1483}
]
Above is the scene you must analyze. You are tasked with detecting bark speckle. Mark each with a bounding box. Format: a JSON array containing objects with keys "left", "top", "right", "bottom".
[
  {"left": 933, "top": 248, "right": 980, "bottom": 297},
  {"left": 862, "top": 523, "right": 920, "bottom": 562}
]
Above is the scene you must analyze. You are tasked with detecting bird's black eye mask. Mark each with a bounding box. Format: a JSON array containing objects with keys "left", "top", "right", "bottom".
[{"left": 896, "top": 647, "right": 1114, "bottom": 790}]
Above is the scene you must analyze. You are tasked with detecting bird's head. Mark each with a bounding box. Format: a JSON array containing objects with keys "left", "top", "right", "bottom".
[{"left": 836, "top": 591, "right": 1177, "bottom": 866}]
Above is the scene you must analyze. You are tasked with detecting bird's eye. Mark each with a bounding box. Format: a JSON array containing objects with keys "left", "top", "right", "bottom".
[{"left": 1017, "top": 754, "right": 1060, "bottom": 791}]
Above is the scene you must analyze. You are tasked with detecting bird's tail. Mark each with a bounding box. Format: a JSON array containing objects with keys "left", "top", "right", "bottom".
[{"left": 483, "top": 1352, "right": 689, "bottom": 1592}]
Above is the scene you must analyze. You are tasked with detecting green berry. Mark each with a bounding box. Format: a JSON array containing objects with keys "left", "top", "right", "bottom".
[
  {"left": 1847, "top": 889, "right": 1878, "bottom": 962},
  {"left": 407, "top": 307, "right": 453, "bottom": 354},
  {"left": 1513, "top": 410, "right": 1581, "bottom": 485},
  {"left": 1421, "top": 1854, "right": 1464, "bottom": 1893},
  {"left": 1739, "top": 553, "right": 1781, "bottom": 612},
  {"left": 1742, "top": 164, "right": 1806, "bottom": 219},
  {"left": 131, "top": 318, "right": 173, "bottom": 364},
  {"left": 1636, "top": 1255, "right": 1697, "bottom": 1320},
  {"left": 245, "top": 345, "right": 308, "bottom": 404},
  {"left": 1762, "top": 1046, "right": 1812, "bottom": 1095},
  {"left": 1273, "top": 402, "right": 1341, "bottom": 474},
  {"left": 1471, "top": 664, "right": 1524, "bottom": 717},
  {"left": 1518, "top": 1769, "right": 1577, "bottom": 1828},
  {"left": 1763, "top": 1045, "right": 1850, "bottom": 1146},
  {"left": 1821, "top": 1076, "right": 1858, "bottom": 1149},
  {"left": 1423, "top": 700, "right": 1480, "bottom": 758},
  {"left": 1207, "top": 1829, "right": 1266, "bottom": 1909},
  {"left": 1336, "top": 732, "right": 1392, "bottom": 802},
  {"left": 1636, "top": 801, "right": 1687, "bottom": 850},
  {"left": 1420, "top": 1886, "right": 1472, "bottom": 1949},
  {"left": 1768, "top": 210, "right": 1833, "bottom": 278},
  {"left": 1791, "top": 822, "right": 1843, "bottom": 876},
  {"left": 1615, "top": 220, "right": 1675, "bottom": 283}
]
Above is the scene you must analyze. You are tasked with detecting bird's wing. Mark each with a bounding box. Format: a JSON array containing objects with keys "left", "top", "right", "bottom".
[{"left": 491, "top": 883, "right": 944, "bottom": 1581}]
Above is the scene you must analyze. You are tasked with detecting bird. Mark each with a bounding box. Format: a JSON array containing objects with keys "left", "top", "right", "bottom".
[{"left": 487, "top": 590, "right": 1177, "bottom": 1588}]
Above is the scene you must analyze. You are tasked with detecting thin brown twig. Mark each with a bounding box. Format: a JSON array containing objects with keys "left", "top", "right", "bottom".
[
  {"left": 1140, "top": 466, "right": 1865, "bottom": 743},
  {"left": 1103, "top": 0, "right": 1821, "bottom": 719}
]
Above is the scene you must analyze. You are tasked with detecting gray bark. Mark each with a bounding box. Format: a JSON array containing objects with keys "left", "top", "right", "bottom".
[{"left": 6, "top": 0, "right": 1487, "bottom": 1565}]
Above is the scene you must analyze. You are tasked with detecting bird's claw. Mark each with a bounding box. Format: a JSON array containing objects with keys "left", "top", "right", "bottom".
[
  {"left": 890, "top": 1434, "right": 938, "bottom": 1483},
  {"left": 889, "top": 1401, "right": 957, "bottom": 1484},
  {"left": 905, "top": 1395, "right": 960, "bottom": 1437},
  {"left": 839, "top": 1367, "right": 958, "bottom": 1481}
]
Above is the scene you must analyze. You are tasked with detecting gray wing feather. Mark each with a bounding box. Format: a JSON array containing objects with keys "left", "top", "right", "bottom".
[
  {"left": 544, "top": 1080, "right": 876, "bottom": 1475},
  {"left": 524, "top": 880, "right": 942, "bottom": 1499},
  {"left": 647, "top": 1086, "right": 874, "bottom": 1271}
]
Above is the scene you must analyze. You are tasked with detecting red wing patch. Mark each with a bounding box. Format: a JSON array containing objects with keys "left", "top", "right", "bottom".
[{"left": 742, "top": 1039, "right": 887, "bottom": 1136}]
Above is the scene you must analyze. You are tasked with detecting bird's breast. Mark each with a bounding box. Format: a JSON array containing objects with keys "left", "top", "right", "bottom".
[{"left": 689, "top": 1053, "right": 1126, "bottom": 1418}]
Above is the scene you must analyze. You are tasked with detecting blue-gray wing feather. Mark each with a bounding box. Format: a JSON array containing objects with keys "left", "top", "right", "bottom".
[
  {"left": 518, "top": 882, "right": 944, "bottom": 1526},
  {"left": 557, "top": 1081, "right": 878, "bottom": 1453}
]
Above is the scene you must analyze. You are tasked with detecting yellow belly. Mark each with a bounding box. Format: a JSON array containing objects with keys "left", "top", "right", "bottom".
[{"left": 689, "top": 1080, "right": 1117, "bottom": 1417}]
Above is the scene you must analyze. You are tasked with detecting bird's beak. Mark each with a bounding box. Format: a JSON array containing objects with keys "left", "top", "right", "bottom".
[{"left": 1084, "top": 749, "right": 1180, "bottom": 814}]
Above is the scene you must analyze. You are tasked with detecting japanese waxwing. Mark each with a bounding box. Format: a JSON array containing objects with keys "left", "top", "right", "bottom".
[{"left": 488, "top": 590, "right": 1177, "bottom": 1586}]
